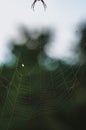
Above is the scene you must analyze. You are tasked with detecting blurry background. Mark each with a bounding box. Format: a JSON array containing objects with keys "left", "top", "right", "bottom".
[
  {"left": 0, "top": 25, "right": 86, "bottom": 130},
  {"left": 0, "top": 0, "right": 86, "bottom": 130}
]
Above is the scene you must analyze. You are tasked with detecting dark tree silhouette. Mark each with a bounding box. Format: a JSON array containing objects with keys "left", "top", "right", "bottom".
[{"left": 0, "top": 26, "right": 86, "bottom": 130}]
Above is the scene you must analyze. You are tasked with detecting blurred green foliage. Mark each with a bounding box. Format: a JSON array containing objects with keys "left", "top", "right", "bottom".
[{"left": 0, "top": 27, "right": 86, "bottom": 130}]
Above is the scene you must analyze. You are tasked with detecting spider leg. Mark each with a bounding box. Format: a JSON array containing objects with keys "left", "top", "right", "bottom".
[
  {"left": 41, "top": 0, "right": 47, "bottom": 10},
  {"left": 31, "top": 0, "right": 37, "bottom": 11}
]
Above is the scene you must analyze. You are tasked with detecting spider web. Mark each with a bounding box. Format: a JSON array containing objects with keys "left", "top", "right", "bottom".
[{"left": 0, "top": 30, "right": 86, "bottom": 130}]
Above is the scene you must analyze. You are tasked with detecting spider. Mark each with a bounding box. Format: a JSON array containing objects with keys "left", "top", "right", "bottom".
[{"left": 31, "top": 0, "right": 47, "bottom": 11}]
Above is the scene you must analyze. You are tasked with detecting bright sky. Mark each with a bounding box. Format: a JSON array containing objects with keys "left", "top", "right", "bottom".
[{"left": 0, "top": 0, "right": 86, "bottom": 65}]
